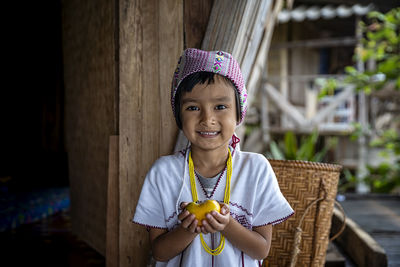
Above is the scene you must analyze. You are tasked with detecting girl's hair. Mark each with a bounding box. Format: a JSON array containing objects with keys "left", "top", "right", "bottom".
[{"left": 173, "top": 71, "right": 241, "bottom": 129}]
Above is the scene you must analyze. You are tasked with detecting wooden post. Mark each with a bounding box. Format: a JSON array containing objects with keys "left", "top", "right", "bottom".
[
  {"left": 107, "top": 136, "right": 119, "bottom": 267},
  {"left": 119, "top": 1, "right": 182, "bottom": 266},
  {"left": 279, "top": 38, "right": 289, "bottom": 127},
  {"left": 355, "top": 16, "right": 370, "bottom": 194},
  {"left": 261, "top": 85, "right": 270, "bottom": 143}
]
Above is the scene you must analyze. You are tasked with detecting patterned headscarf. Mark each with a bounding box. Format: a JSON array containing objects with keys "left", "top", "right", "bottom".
[{"left": 171, "top": 48, "right": 247, "bottom": 125}]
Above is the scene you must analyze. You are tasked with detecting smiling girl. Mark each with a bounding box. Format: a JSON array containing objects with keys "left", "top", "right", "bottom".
[{"left": 133, "top": 48, "right": 293, "bottom": 266}]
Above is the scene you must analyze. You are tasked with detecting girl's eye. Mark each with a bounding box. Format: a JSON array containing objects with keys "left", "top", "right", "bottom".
[
  {"left": 216, "top": 105, "right": 226, "bottom": 110},
  {"left": 186, "top": 106, "right": 199, "bottom": 111}
]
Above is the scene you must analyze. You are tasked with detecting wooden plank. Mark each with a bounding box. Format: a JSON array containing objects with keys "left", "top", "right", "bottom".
[
  {"left": 184, "top": 0, "right": 213, "bottom": 49},
  {"left": 143, "top": 0, "right": 160, "bottom": 165},
  {"left": 158, "top": 0, "right": 182, "bottom": 156},
  {"left": 244, "top": 0, "right": 283, "bottom": 116},
  {"left": 106, "top": 136, "right": 119, "bottom": 267},
  {"left": 232, "top": 0, "right": 257, "bottom": 62},
  {"left": 239, "top": 0, "right": 273, "bottom": 81},
  {"left": 119, "top": 0, "right": 182, "bottom": 266},
  {"left": 119, "top": 0, "right": 147, "bottom": 266},
  {"left": 62, "top": 0, "right": 117, "bottom": 255},
  {"left": 331, "top": 207, "right": 388, "bottom": 267}
]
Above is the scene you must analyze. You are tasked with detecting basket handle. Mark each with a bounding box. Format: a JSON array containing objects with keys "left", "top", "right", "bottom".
[
  {"left": 289, "top": 195, "right": 325, "bottom": 267},
  {"left": 330, "top": 200, "right": 346, "bottom": 241},
  {"left": 288, "top": 179, "right": 346, "bottom": 267}
]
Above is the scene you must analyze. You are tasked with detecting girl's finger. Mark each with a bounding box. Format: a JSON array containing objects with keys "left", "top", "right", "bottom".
[
  {"left": 180, "top": 214, "right": 195, "bottom": 229},
  {"left": 203, "top": 216, "right": 218, "bottom": 233},
  {"left": 195, "top": 226, "right": 201, "bottom": 234},
  {"left": 219, "top": 203, "right": 230, "bottom": 215},
  {"left": 188, "top": 219, "right": 198, "bottom": 233},
  {"left": 210, "top": 213, "right": 224, "bottom": 230},
  {"left": 178, "top": 210, "right": 190, "bottom": 221}
]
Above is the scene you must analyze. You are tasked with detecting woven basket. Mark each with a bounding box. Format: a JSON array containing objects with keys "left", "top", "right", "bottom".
[{"left": 265, "top": 160, "right": 342, "bottom": 267}]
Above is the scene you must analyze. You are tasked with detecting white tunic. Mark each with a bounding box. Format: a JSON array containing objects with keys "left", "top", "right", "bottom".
[{"left": 133, "top": 147, "right": 294, "bottom": 267}]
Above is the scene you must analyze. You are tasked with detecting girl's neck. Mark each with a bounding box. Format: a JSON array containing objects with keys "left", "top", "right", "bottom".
[{"left": 190, "top": 145, "right": 230, "bottom": 178}]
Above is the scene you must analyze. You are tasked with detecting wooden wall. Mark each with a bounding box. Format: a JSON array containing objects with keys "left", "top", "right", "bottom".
[
  {"left": 119, "top": 0, "right": 213, "bottom": 266},
  {"left": 62, "top": 0, "right": 117, "bottom": 255},
  {"left": 63, "top": 0, "right": 212, "bottom": 265}
]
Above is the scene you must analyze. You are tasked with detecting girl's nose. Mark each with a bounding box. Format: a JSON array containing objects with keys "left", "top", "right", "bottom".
[{"left": 200, "top": 109, "right": 215, "bottom": 126}]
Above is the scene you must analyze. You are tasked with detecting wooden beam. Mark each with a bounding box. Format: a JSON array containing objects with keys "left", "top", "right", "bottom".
[
  {"left": 309, "top": 85, "right": 354, "bottom": 126},
  {"left": 263, "top": 83, "right": 308, "bottom": 126},
  {"left": 266, "top": 74, "right": 345, "bottom": 82},
  {"left": 331, "top": 208, "right": 388, "bottom": 267},
  {"left": 270, "top": 36, "right": 357, "bottom": 50}
]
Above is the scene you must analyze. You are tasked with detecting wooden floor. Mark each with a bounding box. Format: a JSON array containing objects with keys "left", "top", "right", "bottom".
[
  {"left": 340, "top": 194, "right": 400, "bottom": 267},
  {"left": 0, "top": 210, "right": 105, "bottom": 267}
]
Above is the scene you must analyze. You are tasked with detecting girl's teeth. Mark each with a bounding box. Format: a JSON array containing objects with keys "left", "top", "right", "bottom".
[{"left": 200, "top": 132, "right": 217, "bottom": 135}]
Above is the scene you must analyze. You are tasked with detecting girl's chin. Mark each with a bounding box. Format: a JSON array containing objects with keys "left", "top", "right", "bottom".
[{"left": 190, "top": 140, "right": 230, "bottom": 151}]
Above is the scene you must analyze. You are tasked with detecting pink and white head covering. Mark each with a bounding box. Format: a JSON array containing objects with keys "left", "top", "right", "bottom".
[{"left": 171, "top": 48, "right": 248, "bottom": 125}]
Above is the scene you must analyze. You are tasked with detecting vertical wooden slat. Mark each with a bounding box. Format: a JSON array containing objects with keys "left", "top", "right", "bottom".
[
  {"left": 142, "top": 0, "right": 160, "bottom": 165},
  {"left": 158, "top": 0, "right": 183, "bottom": 156},
  {"left": 119, "top": 0, "right": 147, "bottom": 265},
  {"left": 107, "top": 136, "right": 119, "bottom": 267},
  {"left": 184, "top": 0, "right": 213, "bottom": 49},
  {"left": 63, "top": 0, "right": 117, "bottom": 255},
  {"left": 119, "top": 0, "right": 182, "bottom": 266}
]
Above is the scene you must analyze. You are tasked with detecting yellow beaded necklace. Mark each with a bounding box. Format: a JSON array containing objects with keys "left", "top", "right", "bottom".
[{"left": 188, "top": 149, "right": 232, "bottom": 256}]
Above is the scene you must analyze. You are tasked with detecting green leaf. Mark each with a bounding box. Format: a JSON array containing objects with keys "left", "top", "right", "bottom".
[
  {"left": 284, "top": 131, "right": 297, "bottom": 160},
  {"left": 269, "top": 141, "right": 285, "bottom": 160},
  {"left": 297, "top": 130, "right": 318, "bottom": 161},
  {"left": 314, "top": 137, "right": 338, "bottom": 162}
]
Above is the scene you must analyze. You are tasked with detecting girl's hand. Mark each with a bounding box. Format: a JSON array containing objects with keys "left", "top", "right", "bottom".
[
  {"left": 178, "top": 202, "right": 201, "bottom": 234},
  {"left": 200, "top": 203, "right": 230, "bottom": 234}
]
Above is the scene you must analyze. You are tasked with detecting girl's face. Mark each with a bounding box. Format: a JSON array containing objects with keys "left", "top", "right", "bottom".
[{"left": 180, "top": 75, "right": 237, "bottom": 153}]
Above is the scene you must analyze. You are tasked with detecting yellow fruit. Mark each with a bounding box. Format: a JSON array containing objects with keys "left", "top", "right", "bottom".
[{"left": 186, "top": 200, "right": 221, "bottom": 226}]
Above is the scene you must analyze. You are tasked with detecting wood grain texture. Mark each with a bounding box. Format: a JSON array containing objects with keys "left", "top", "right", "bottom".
[
  {"left": 184, "top": 0, "right": 213, "bottom": 49},
  {"left": 62, "top": 0, "right": 117, "bottom": 255},
  {"left": 107, "top": 136, "right": 119, "bottom": 267},
  {"left": 119, "top": 0, "right": 182, "bottom": 266},
  {"left": 119, "top": 0, "right": 146, "bottom": 265}
]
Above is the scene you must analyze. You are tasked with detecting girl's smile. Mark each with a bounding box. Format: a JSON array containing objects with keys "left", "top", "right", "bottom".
[{"left": 197, "top": 131, "right": 219, "bottom": 137}]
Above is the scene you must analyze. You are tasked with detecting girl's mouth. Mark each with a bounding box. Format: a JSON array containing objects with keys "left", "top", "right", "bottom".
[{"left": 197, "top": 131, "right": 219, "bottom": 137}]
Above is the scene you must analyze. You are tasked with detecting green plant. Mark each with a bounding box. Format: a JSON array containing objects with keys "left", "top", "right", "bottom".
[
  {"left": 319, "top": 8, "right": 400, "bottom": 193},
  {"left": 319, "top": 8, "right": 400, "bottom": 98},
  {"left": 365, "top": 129, "right": 400, "bottom": 193},
  {"left": 266, "top": 130, "right": 338, "bottom": 162},
  {"left": 365, "top": 162, "right": 400, "bottom": 193},
  {"left": 338, "top": 169, "right": 357, "bottom": 193}
]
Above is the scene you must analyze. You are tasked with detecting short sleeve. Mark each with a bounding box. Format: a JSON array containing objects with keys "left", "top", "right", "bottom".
[
  {"left": 132, "top": 167, "right": 167, "bottom": 230},
  {"left": 252, "top": 159, "right": 294, "bottom": 227}
]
